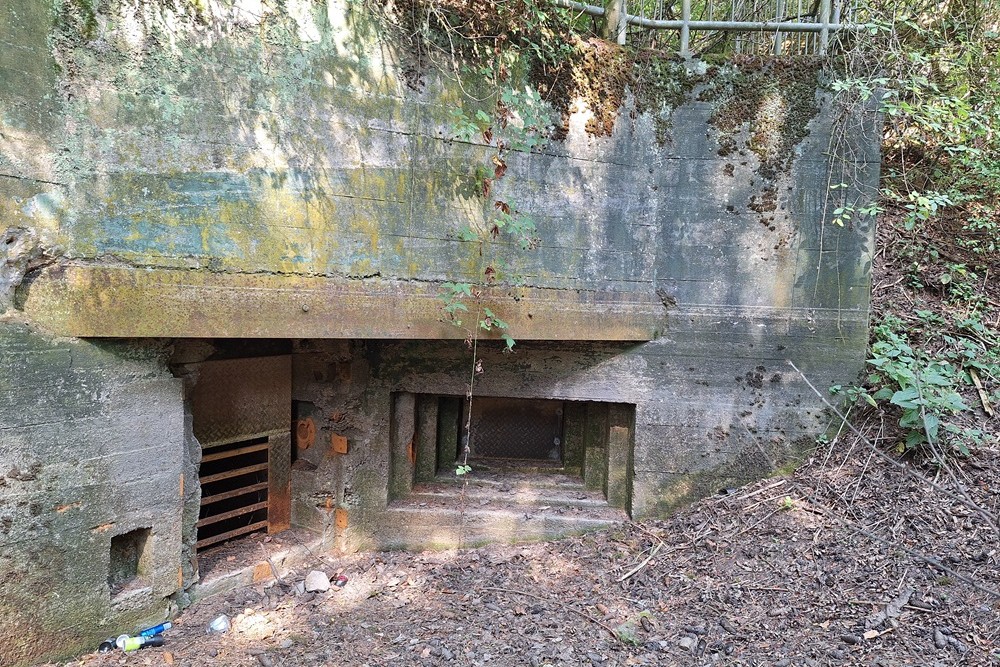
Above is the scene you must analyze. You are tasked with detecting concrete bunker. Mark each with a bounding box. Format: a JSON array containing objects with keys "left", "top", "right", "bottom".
[{"left": 0, "top": 2, "right": 882, "bottom": 661}]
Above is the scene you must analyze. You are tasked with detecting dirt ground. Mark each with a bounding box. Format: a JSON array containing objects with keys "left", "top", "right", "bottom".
[{"left": 46, "top": 436, "right": 999, "bottom": 667}]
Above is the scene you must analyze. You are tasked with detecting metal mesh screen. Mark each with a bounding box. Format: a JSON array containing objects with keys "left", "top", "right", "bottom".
[
  {"left": 467, "top": 397, "right": 564, "bottom": 462},
  {"left": 623, "top": 0, "right": 861, "bottom": 55}
]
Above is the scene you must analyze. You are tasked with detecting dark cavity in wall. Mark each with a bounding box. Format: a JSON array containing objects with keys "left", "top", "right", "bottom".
[
  {"left": 466, "top": 397, "right": 564, "bottom": 464},
  {"left": 108, "top": 527, "right": 152, "bottom": 598},
  {"left": 394, "top": 394, "right": 635, "bottom": 511}
]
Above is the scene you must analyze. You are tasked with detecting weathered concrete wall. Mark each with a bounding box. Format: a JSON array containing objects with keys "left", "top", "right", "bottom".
[
  {"left": 0, "top": 1, "right": 880, "bottom": 663},
  {"left": 2, "top": 1, "right": 875, "bottom": 343},
  {"left": 0, "top": 321, "right": 184, "bottom": 665}
]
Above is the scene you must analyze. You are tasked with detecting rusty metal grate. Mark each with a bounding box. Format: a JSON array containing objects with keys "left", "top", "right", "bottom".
[
  {"left": 190, "top": 355, "right": 292, "bottom": 552},
  {"left": 467, "top": 397, "right": 564, "bottom": 462},
  {"left": 196, "top": 436, "right": 269, "bottom": 551}
]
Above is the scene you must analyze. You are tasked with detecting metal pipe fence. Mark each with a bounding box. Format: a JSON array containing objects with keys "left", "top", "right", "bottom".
[{"left": 553, "top": 0, "right": 865, "bottom": 55}]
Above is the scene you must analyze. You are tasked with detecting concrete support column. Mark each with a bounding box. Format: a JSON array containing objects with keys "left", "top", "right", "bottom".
[
  {"left": 436, "top": 397, "right": 462, "bottom": 471},
  {"left": 414, "top": 396, "right": 439, "bottom": 483},
  {"left": 606, "top": 403, "right": 634, "bottom": 510},
  {"left": 583, "top": 403, "right": 608, "bottom": 491},
  {"left": 389, "top": 393, "right": 416, "bottom": 500}
]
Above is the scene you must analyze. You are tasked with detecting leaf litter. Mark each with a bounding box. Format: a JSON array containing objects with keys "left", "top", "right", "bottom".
[{"left": 45, "top": 440, "right": 998, "bottom": 667}]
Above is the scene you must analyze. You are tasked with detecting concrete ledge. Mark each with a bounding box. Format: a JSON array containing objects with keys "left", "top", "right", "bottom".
[
  {"left": 375, "top": 505, "right": 626, "bottom": 551},
  {"left": 19, "top": 264, "right": 667, "bottom": 340},
  {"left": 191, "top": 531, "right": 332, "bottom": 605}
]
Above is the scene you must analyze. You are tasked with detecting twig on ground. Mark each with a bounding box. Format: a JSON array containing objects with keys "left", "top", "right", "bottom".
[
  {"left": 787, "top": 359, "right": 999, "bottom": 534},
  {"left": 617, "top": 542, "right": 662, "bottom": 583},
  {"left": 258, "top": 542, "right": 281, "bottom": 582}
]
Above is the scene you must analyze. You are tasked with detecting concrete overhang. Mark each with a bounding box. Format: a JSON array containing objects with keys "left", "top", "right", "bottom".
[{"left": 18, "top": 264, "right": 667, "bottom": 340}]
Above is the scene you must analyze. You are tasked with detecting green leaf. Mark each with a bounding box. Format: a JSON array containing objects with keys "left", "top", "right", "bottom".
[
  {"left": 872, "top": 387, "right": 894, "bottom": 401},
  {"left": 922, "top": 413, "right": 940, "bottom": 441},
  {"left": 905, "top": 430, "right": 926, "bottom": 448},
  {"left": 890, "top": 388, "right": 921, "bottom": 408}
]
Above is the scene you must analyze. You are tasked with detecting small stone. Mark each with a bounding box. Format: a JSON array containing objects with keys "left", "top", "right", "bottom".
[
  {"left": 304, "top": 570, "right": 331, "bottom": 593},
  {"left": 280, "top": 639, "right": 294, "bottom": 649},
  {"left": 677, "top": 636, "right": 697, "bottom": 651},
  {"left": 933, "top": 628, "right": 948, "bottom": 649},
  {"left": 840, "top": 634, "right": 862, "bottom": 645},
  {"left": 255, "top": 654, "right": 274, "bottom": 667},
  {"left": 207, "top": 648, "right": 218, "bottom": 658},
  {"left": 294, "top": 581, "right": 305, "bottom": 596},
  {"left": 441, "top": 647, "right": 454, "bottom": 661}
]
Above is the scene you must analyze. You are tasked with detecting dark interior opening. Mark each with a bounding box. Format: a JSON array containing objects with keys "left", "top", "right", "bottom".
[
  {"left": 109, "top": 527, "right": 151, "bottom": 597},
  {"left": 196, "top": 436, "right": 269, "bottom": 553},
  {"left": 463, "top": 397, "right": 565, "bottom": 464}
]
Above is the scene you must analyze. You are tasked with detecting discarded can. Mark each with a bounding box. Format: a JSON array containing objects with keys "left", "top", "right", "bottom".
[
  {"left": 138, "top": 621, "right": 172, "bottom": 638},
  {"left": 332, "top": 575, "right": 348, "bottom": 589},
  {"left": 121, "top": 635, "right": 165, "bottom": 652},
  {"left": 207, "top": 614, "right": 231, "bottom": 634},
  {"left": 97, "top": 638, "right": 116, "bottom": 653}
]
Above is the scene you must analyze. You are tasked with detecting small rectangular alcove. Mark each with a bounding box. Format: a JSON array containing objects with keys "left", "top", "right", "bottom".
[{"left": 109, "top": 527, "right": 152, "bottom": 598}]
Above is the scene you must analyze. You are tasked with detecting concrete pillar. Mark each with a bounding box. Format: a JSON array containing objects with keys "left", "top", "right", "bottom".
[
  {"left": 414, "top": 396, "right": 439, "bottom": 483},
  {"left": 583, "top": 402, "right": 608, "bottom": 491},
  {"left": 606, "top": 404, "right": 634, "bottom": 511},
  {"left": 562, "top": 402, "right": 587, "bottom": 471},
  {"left": 436, "top": 397, "right": 462, "bottom": 470},
  {"left": 389, "top": 392, "right": 416, "bottom": 500}
]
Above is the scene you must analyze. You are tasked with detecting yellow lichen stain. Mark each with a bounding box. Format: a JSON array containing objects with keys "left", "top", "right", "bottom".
[
  {"left": 770, "top": 246, "right": 795, "bottom": 310},
  {"left": 198, "top": 223, "right": 212, "bottom": 254}
]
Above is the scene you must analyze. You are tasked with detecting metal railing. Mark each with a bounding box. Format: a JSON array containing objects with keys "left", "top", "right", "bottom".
[{"left": 553, "top": 0, "right": 864, "bottom": 55}]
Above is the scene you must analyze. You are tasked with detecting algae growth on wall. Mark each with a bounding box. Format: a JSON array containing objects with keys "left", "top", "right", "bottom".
[{"left": 1, "top": 1, "right": 879, "bottom": 664}]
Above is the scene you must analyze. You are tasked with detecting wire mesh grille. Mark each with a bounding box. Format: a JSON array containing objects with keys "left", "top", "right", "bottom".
[{"left": 467, "top": 397, "right": 565, "bottom": 462}]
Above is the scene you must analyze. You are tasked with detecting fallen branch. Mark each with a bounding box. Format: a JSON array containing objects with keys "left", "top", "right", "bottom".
[
  {"left": 617, "top": 542, "right": 662, "bottom": 583},
  {"left": 970, "top": 368, "right": 995, "bottom": 417}
]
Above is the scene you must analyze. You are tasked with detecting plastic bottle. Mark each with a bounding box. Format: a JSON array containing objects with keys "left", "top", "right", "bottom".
[{"left": 121, "top": 635, "right": 165, "bottom": 652}]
